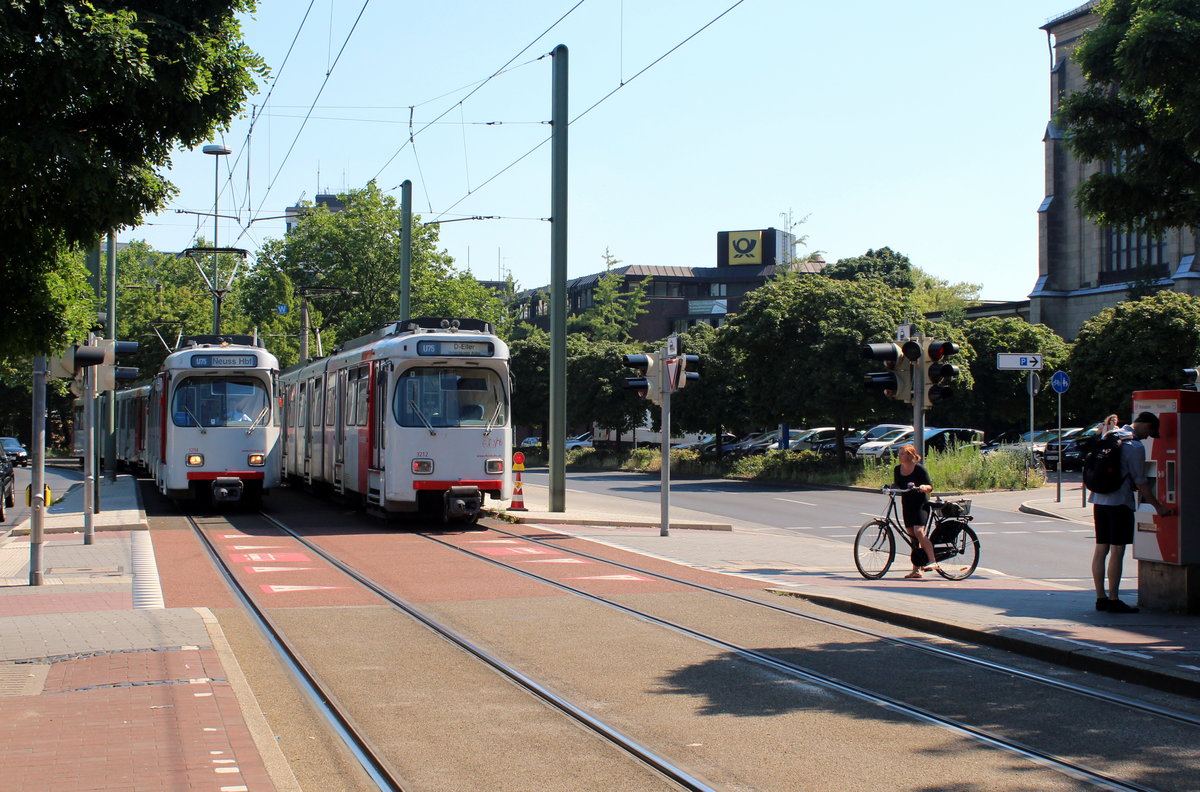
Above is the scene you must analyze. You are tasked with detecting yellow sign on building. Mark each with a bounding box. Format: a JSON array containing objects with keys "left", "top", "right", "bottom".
[{"left": 728, "top": 230, "right": 763, "bottom": 265}]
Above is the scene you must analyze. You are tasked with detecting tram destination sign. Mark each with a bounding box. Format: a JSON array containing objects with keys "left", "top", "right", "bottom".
[
  {"left": 416, "top": 340, "right": 494, "bottom": 357},
  {"left": 191, "top": 353, "right": 257, "bottom": 368}
]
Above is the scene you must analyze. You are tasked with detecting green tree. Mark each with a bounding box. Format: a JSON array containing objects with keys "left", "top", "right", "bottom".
[
  {"left": 822, "top": 247, "right": 918, "bottom": 291},
  {"left": 724, "top": 274, "right": 914, "bottom": 443},
  {"left": 1067, "top": 291, "right": 1200, "bottom": 419},
  {"left": 568, "top": 249, "right": 650, "bottom": 342},
  {"left": 670, "top": 322, "right": 749, "bottom": 443},
  {"left": 950, "top": 317, "right": 1069, "bottom": 435},
  {"left": 1057, "top": 0, "right": 1200, "bottom": 234},
  {"left": 0, "top": 1, "right": 265, "bottom": 358},
  {"left": 239, "top": 183, "right": 506, "bottom": 348},
  {"left": 566, "top": 335, "right": 651, "bottom": 437},
  {"left": 509, "top": 329, "right": 551, "bottom": 437},
  {"left": 910, "top": 270, "right": 981, "bottom": 318}
]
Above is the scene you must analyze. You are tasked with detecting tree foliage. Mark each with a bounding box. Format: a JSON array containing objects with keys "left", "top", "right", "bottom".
[
  {"left": 238, "top": 182, "right": 507, "bottom": 364},
  {"left": 823, "top": 247, "right": 917, "bottom": 291},
  {"left": 566, "top": 335, "right": 648, "bottom": 434},
  {"left": 568, "top": 250, "right": 650, "bottom": 342},
  {"left": 1067, "top": 291, "right": 1200, "bottom": 419},
  {"left": 723, "top": 274, "right": 913, "bottom": 435},
  {"left": 1057, "top": 0, "right": 1200, "bottom": 234},
  {"left": 948, "top": 316, "right": 1069, "bottom": 434},
  {"left": 0, "top": 1, "right": 265, "bottom": 358},
  {"left": 509, "top": 329, "right": 550, "bottom": 436}
]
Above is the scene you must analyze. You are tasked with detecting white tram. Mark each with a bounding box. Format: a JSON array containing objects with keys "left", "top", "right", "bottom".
[
  {"left": 144, "top": 335, "right": 281, "bottom": 505},
  {"left": 279, "top": 317, "right": 511, "bottom": 521},
  {"left": 114, "top": 385, "right": 152, "bottom": 472}
]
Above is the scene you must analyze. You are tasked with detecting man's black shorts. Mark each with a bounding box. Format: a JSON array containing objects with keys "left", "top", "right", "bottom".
[{"left": 1094, "top": 503, "right": 1135, "bottom": 546}]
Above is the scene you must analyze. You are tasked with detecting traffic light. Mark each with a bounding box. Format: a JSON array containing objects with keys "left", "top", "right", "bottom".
[
  {"left": 924, "top": 340, "right": 960, "bottom": 405},
  {"left": 47, "top": 344, "right": 107, "bottom": 380},
  {"left": 96, "top": 340, "right": 140, "bottom": 391},
  {"left": 622, "top": 353, "right": 661, "bottom": 404},
  {"left": 862, "top": 342, "right": 913, "bottom": 402},
  {"left": 1183, "top": 368, "right": 1198, "bottom": 391},
  {"left": 676, "top": 354, "right": 700, "bottom": 389}
]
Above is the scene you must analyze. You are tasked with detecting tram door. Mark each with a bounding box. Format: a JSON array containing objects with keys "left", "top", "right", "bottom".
[
  {"left": 333, "top": 368, "right": 347, "bottom": 493},
  {"left": 367, "top": 363, "right": 387, "bottom": 506}
]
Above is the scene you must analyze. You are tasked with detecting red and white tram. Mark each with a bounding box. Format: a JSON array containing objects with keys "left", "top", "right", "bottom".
[{"left": 279, "top": 317, "right": 511, "bottom": 521}]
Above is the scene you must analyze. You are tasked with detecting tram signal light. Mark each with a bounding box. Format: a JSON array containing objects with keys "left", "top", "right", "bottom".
[
  {"left": 676, "top": 354, "right": 700, "bottom": 389},
  {"left": 47, "top": 344, "right": 107, "bottom": 380},
  {"left": 1183, "top": 368, "right": 1199, "bottom": 391},
  {"left": 96, "top": 339, "right": 140, "bottom": 391},
  {"left": 862, "top": 342, "right": 912, "bottom": 402},
  {"left": 924, "top": 339, "right": 959, "bottom": 405},
  {"left": 622, "top": 353, "right": 661, "bottom": 405}
]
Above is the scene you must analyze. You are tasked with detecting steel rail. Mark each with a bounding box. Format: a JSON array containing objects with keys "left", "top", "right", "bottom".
[
  {"left": 188, "top": 515, "right": 406, "bottom": 792},
  {"left": 422, "top": 529, "right": 1163, "bottom": 792},
  {"left": 254, "top": 512, "right": 716, "bottom": 792},
  {"left": 492, "top": 525, "right": 1200, "bottom": 728}
]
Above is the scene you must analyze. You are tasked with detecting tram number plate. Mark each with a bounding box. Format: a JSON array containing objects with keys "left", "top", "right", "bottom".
[
  {"left": 417, "top": 340, "right": 493, "bottom": 357},
  {"left": 192, "top": 354, "right": 257, "bottom": 368}
]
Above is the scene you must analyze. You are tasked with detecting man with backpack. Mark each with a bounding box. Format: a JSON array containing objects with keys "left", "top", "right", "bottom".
[{"left": 1087, "top": 411, "right": 1174, "bottom": 613}]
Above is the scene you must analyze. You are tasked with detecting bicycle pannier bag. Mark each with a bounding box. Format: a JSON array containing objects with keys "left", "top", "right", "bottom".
[
  {"left": 930, "top": 519, "right": 965, "bottom": 545},
  {"left": 1082, "top": 435, "right": 1126, "bottom": 494}
]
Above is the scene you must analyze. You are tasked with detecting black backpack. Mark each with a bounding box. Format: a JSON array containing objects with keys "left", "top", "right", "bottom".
[{"left": 1082, "top": 434, "right": 1127, "bottom": 494}]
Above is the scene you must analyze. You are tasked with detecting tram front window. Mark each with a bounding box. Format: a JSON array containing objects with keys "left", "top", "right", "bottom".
[
  {"left": 393, "top": 368, "right": 507, "bottom": 428},
  {"left": 173, "top": 377, "right": 270, "bottom": 427}
]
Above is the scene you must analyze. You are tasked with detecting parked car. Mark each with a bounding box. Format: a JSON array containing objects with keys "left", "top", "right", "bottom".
[
  {"left": 788, "top": 427, "right": 843, "bottom": 453},
  {"left": 0, "top": 452, "right": 14, "bottom": 522},
  {"left": 982, "top": 428, "right": 1081, "bottom": 466},
  {"left": 1, "top": 437, "right": 28, "bottom": 467},
  {"left": 564, "top": 431, "right": 593, "bottom": 451},
  {"left": 856, "top": 428, "right": 914, "bottom": 459},
  {"left": 1044, "top": 422, "right": 1105, "bottom": 472},
  {"left": 814, "top": 424, "right": 909, "bottom": 458},
  {"left": 519, "top": 437, "right": 542, "bottom": 448},
  {"left": 864, "top": 427, "right": 984, "bottom": 460},
  {"left": 677, "top": 432, "right": 738, "bottom": 453},
  {"left": 738, "top": 429, "right": 816, "bottom": 456},
  {"left": 707, "top": 431, "right": 767, "bottom": 457}
]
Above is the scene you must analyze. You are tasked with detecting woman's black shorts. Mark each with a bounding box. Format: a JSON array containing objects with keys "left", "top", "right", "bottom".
[{"left": 1093, "top": 503, "right": 1135, "bottom": 546}]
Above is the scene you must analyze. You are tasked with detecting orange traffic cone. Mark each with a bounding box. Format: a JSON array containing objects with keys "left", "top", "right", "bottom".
[{"left": 509, "top": 469, "right": 528, "bottom": 511}]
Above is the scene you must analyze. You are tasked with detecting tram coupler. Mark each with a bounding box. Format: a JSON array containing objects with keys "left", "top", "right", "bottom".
[
  {"left": 444, "top": 486, "right": 483, "bottom": 521},
  {"left": 211, "top": 477, "right": 245, "bottom": 503}
]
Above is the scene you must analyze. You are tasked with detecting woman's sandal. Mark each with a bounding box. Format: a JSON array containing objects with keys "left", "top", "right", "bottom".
[{"left": 904, "top": 570, "right": 923, "bottom": 579}]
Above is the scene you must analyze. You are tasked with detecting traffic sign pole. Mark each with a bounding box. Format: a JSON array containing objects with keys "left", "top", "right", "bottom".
[{"left": 1050, "top": 371, "right": 1070, "bottom": 503}]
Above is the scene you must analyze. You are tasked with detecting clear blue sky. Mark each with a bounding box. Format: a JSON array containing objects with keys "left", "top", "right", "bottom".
[{"left": 127, "top": 0, "right": 1080, "bottom": 302}]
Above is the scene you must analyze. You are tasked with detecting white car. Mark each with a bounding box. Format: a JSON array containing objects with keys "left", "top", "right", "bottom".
[
  {"left": 856, "top": 428, "right": 913, "bottom": 459},
  {"left": 564, "top": 432, "right": 593, "bottom": 451}
]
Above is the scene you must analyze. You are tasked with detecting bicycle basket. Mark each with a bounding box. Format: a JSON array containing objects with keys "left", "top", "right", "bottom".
[{"left": 936, "top": 499, "right": 972, "bottom": 518}]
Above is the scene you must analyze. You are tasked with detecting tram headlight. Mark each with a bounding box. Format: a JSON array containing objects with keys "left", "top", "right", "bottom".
[
  {"left": 411, "top": 459, "right": 434, "bottom": 475},
  {"left": 485, "top": 459, "right": 504, "bottom": 474},
  {"left": 186, "top": 454, "right": 204, "bottom": 467},
  {"left": 248, "top": 453, "right": 265, "bottom": 467}
]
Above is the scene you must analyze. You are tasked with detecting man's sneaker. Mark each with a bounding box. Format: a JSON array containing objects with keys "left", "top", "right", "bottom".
[
  {"left": 1106, "top": 599, "right": 1140, "bottom": 614},
  {"left": 1096, "top": 597, "right": 1109, "bottom": 611}
]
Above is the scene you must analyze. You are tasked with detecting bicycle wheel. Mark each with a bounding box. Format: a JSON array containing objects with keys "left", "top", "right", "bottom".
[
  {"left": 854, "top": 519, "right": 896, "bottom": 579},
  {"left": 936, "top": 524, "right": 980, "bottom": 580}
]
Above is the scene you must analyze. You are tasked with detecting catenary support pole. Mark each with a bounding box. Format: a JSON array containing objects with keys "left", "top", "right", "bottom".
[
  {"left": 105, "top": 230, "right": 117, "bottom": 481},
  {"left": 400, "top": 179, "right": 412, "bottom": 321},
  {"left": 660, "top": 347, "right": 671, "bottom": 537},
  {"left": 29, "top": 357, "right": 47, "bottom": 585},
  {"left": 548, "top": 44, "right": 568, "bottom": 512},
  {"left": 84, "top": 348, "right": 96, "bottom": 545}
]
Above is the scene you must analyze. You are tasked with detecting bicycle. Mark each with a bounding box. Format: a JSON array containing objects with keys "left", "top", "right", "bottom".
[{"left": 853, "top": 487, "right": 981, "bottom": 580}]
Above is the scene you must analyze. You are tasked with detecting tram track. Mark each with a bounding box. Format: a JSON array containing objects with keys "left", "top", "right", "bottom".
[
  {"left": 194, "top": 501, "right": 1200, "bottom": 791},
  {"left": 191, "top": 511, "right": 710, "bottom": 792},
  {"left": 410, "top": 523, "right": 1200, "bottom": 792}
]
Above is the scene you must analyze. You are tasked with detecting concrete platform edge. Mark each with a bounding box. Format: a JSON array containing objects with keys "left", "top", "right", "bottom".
[{"left": 778, "top": 589, "right": 1200, "bottom": 699}]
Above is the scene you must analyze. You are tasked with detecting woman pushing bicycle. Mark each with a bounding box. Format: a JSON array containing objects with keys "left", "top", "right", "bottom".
[{"left": 893, "top": 444, "right": 939, "bottom": 578}]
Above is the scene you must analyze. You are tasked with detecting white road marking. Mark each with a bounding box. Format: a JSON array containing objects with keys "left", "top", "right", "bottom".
[{"left": 775, "top": 497, "right": 817, "bottom": 506}]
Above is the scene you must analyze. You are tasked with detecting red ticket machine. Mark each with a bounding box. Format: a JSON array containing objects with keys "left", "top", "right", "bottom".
[{"left": 1132, "top": 389, "right": 1200, "bottom": 613}]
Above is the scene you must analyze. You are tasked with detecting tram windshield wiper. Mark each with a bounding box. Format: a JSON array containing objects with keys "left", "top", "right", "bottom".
[
  {"left": 410, "top": 400, "right": 436, "bottom": 436},
  {"left": 483, "top": 402, "right": 503, "bottom": 436},
  {"left": 184, "top": 405, "right": 206, "bottom": 434},
  {"left": 245, "top": 405, "right": 269, "bottom": 435}
]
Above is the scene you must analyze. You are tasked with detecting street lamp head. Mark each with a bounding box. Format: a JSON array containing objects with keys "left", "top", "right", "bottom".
[{"left": 202, "top": 144, "right": 232, "bottom": 156}]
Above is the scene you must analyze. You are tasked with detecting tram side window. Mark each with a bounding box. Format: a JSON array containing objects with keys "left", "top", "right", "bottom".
[
  {"left": 344, "top": 367, "right": 369, "bottom": 427},
  {"left": 172, "top": 377, "right": 270, "bottom": 427},
  {"left": 392, "top": 368, "right": 507, "bottom": 428}
]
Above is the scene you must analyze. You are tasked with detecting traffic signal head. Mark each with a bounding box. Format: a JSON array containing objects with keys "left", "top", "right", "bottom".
[
  {"left": 96, "top": 339, "right": 141, "bottom": 391},
  {"left": 1183, "top": 368, "right": 1198, "bottom": 391},
  {"left": 47, "top": 344, "right": 106, "bottom": 379},
  {"left": 923, "top": 339, "right": 960, "bottom": 405},
  {"left": 676, "top": 354, "right": 700, "bottom": 389},
  {"left": 862, "top": 341, "right": 912, "bottom": 402},
  {"left": 622, "top": 353, "right": 661, "bottom": 404}
]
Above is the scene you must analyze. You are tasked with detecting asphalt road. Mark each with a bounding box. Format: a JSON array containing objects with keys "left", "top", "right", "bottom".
[{"left": 523, "top": 468, "right": 1102, "bottom": 590}]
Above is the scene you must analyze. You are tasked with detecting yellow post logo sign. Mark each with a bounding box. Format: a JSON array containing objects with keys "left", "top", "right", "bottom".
[{"left": 728, "top": 230, "right": 763, "bottom": 265}]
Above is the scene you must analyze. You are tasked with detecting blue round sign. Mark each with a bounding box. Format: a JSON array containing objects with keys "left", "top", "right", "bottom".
[
  {"left": 277, "top": 304, "right": 289, "bottom": 315},
  {"left": 1051, "top": 371, "right": 1070, "bottom": 394}
]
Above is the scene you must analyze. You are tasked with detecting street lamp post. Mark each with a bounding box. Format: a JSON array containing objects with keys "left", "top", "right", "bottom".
[{"left": 202, "top": 144, "right": 231, "bottom": 334}]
